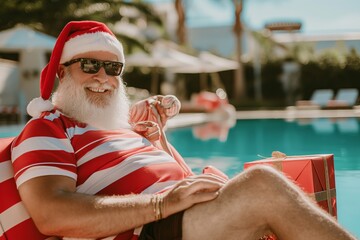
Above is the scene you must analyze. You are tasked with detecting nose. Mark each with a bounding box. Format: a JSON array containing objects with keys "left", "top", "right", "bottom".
[{"left": 93, "top": 67, "right": 108, "bottom": 83}]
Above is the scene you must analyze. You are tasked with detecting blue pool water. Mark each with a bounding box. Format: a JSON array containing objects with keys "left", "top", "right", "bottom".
[{"left": 167, "top": 118, "right": 360, "bottom": 238}]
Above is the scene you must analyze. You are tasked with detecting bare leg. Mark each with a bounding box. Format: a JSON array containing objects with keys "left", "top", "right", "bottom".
[{"left": 182, "top": 165, "right": 355, "bottom": 240}]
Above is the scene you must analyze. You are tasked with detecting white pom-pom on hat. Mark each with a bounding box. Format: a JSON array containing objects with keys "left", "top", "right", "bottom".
[{"left": 27, "top": 97, "right": 54, "bottom": 118}]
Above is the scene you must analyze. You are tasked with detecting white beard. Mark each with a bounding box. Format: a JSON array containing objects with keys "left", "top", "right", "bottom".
[{"left": 52, "top": 71, "right": 130, "bottom": 130}]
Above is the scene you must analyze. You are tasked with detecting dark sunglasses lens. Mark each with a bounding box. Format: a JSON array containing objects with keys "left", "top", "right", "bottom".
[
  {"left": 81, "top": 59, "right": 100, "bottom": 74},
  {"left": 79, "top": 59, "right": 122, "bottom": 76},
  {"left": 104, "top": 62, "right": 122, "bottom": 76}
]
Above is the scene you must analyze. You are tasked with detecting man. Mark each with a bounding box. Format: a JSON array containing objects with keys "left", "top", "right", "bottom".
[{"left": 11, "top": 21, "right": 355, "bottom": 240}]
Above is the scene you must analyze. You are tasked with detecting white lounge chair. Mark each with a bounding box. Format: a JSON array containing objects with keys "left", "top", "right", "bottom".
[
  {"left": 295, "top": 89, "right": 334, "bottom": 109},
  {"left": 326, "top": 88, "right": 359, "bottom": 108}
]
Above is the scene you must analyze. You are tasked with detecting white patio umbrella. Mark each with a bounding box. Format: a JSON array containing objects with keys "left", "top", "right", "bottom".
[
  {"left": 169, "top": 51, "right": 238, "bottom": 92},
  {"left": 0, "top": 25, "right": 55, "bottom": 51},
  {"left": 169, "top": 51, "right": 238, "bottom": 73},
  {"left": 126, "top": 40, "right": 198, "bottom": 94},
  {"left": 126, "top": 40, "right": 238, "bottom": 95},
  {"left": 0, "top": 25, "right": 56, "bottom": 122}
]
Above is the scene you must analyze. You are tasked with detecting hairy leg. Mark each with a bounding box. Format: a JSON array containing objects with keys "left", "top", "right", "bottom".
[{"left": 182, "top": 165, "right": 355, "bottom": 240}]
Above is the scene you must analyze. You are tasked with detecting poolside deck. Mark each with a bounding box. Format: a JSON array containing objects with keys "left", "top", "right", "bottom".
[
  {"left": 1, "top": 108, "right": 360, "bottom": 132},
  {"left": 236, "top": 107, "right": 360, "bottom": 119},
  {"left": 168, "top": 107, "right": 360, "bottom": 129}
]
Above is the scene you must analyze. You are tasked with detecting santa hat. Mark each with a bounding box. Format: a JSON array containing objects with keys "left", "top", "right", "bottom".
[{"left": 27, "top": 20, "right": 125, "bottom": 118}]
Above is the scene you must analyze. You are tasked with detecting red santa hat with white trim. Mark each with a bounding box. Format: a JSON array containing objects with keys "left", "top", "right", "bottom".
[{"left": 27, "top": 20, "right": 125, "bottom": 118}]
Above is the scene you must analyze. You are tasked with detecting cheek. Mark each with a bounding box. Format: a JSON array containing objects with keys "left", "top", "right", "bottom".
[
  {"left": 110, "top": 77, "right": 120, "bottom": 89},
  {"left": 72, "top": 71, "right": 92, "bottom": 86}
]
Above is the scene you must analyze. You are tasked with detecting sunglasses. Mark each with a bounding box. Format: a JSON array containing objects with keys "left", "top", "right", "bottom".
[{"left": 62, "top": 58, "right": 124, "bottom": 76}]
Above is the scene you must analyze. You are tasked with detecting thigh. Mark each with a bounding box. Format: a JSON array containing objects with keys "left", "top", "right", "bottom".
[
  {"left": 183, "top": 166, "right": 355, "bottom": 240},
  {"left": 182, "top": 171, "right": 272, "bottom": 240}
]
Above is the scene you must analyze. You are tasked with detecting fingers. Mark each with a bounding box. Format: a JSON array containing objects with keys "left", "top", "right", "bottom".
[
  {"left": 132, "top": 121, "right": 161, "bottom": 142},
  {"left": 164, "top": 107, "right": 178, "bottom": 118},
  {"left": 171, "top": 177, "right": 224, "bottom": 202},
  {"left": 150, "top": 95, "right": 180, "bottom": 125},
  {"left": 172, "top": 174, "right": 225, "bottom": 195},
  {"left": 133, "top": 123, "right": 147, "bottom": 132},
  {"left": 161, "top": 95, "right": 181, "bottom": 118},
  {"left": 187, "top": 173, "right": 227, "bottom": 184},
  {"left": 181, "top": 179, "right": 222, "bottom": 195},
  {"left": 143, "top": 124, "right": 160, "bottom": 142},
  {"left": 133, "top": 121, "right": 157, "bottom": 131},
  {"left": 203, "top": 166, "right": 229, "bottom": 181},
  {"left": 161, "top": 178, "right": 223, "bottom": 218},
  {"left": 177, "top": 180, "right": 222, "bottom": 202}
]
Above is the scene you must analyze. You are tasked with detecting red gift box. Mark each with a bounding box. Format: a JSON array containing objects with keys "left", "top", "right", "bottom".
[{"left": 244, "top": 153, "right": 337, "bottom": 218}]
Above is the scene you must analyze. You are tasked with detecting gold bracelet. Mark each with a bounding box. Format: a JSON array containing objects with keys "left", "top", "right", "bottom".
[
  {"left": 155, "top": 195, "right": 161, "bottom": 221},
  {"left": 151, "top": 195, "right": 158, "bottom": 221},
  {"left": 151, "top": 194, "right": 164, "bottom": 221}
]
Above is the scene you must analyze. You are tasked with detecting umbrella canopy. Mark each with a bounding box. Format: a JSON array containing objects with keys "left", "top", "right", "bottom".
[
  {"left": 126, "top": 40, "right": 197, "bottom": 69},
  {"left": 170, "top": 51, "right": 238, "bottom": 74},
  {"left": 126, "top": 40, "right": 200, "bottom": 94},
  {"left": 199, "top": 51, "right": 238, "bottom": 71},
  {"left": 0, "top": 25, "right": 55, "bottom": 51},
  {"left": 126, "top": 51, "right": 187, "bottom": 68}
]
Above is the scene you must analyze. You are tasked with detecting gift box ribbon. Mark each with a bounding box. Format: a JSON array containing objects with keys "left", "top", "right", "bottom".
[{"left": 266, "top": 153, "right": 335, "bottom": 215}]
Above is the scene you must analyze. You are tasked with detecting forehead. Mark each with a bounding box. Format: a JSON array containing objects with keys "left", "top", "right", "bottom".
[{"left": 72, "top": 51, "right": 119, "bottom": 61}]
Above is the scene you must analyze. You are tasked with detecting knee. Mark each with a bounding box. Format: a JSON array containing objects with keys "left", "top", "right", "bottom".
[
  {"left": 216, "top": 165, "right": 290, "bottom": 217},
  {"left": 226, "top": 165, "right": 286, "bottom": 195},
  {"left": 244, "top": 164, "right": 282, "bottom": 182}
]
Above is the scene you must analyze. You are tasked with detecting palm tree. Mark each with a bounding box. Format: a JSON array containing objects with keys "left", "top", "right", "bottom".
[
  {"left": 0, "top": 0, "right": 165, "bottom": 54},
  {"left": 174, "top": 0, "right": 187, "bottom": 45},
  {"left": 232, "top": 0, "right": 246, "bottom": 103}
]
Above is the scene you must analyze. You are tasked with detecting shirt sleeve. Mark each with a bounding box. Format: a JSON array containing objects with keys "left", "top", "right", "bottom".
[{"left": 11, "top": 117, "right": 77, "bottom": 187}]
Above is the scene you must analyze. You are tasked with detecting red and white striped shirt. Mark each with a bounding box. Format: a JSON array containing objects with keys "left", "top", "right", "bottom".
[
  {"left": 1, "top": 137, "right": 52, "bottom": 240},
  {"left": 5, "top": 110, "right": 192, "bottom": 240}
]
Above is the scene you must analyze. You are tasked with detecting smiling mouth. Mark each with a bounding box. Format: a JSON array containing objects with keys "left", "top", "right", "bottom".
[{"left": 87, "top": 87, "right": 109, "bottom": 93}]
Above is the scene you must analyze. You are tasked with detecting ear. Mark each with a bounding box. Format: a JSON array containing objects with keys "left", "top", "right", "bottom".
[{"left": 57, "top": 65, "right": 65, "bottom": 82}]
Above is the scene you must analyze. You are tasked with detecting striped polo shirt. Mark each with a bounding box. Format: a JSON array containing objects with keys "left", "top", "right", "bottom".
[{"left": 6, "top": 110, "right": 191, "bottom": 240}]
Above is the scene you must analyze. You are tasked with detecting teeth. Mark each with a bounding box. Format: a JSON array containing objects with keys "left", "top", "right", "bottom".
[{"left": 89, "top": 87, "right": 106, "bottom": 93}]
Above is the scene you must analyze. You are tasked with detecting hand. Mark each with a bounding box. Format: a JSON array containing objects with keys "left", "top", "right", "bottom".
[
  {"left": 132, "top": 121, "right": 160, "bottom": 142},
  {"left": 150, "top": 95, "right": 181, "bottom": 128},
  {"left": 160, "top": 174, "right": 225, "bottom": 218}
]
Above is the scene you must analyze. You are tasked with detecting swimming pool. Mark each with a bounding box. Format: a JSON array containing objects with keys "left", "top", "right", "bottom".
[{"left": 167, "top": 117, "right": 360, "bottom": 238}]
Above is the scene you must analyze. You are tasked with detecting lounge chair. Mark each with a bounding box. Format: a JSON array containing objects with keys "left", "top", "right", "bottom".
[
  {"left": 0, "top": 137, "right": 48, "bottom": 239},
  {"left": 295, "top": 89, "right": 334, "bottom": 109},
  {"left": 325, "top": 88, "right": 359, "bottom": 109}
]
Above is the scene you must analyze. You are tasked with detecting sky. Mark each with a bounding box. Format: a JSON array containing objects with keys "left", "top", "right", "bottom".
[
  {"left": 242, "top": 0, "right": 360, "bottom": 34},
  {"left": 146, "top": 0, "right": 360, "bottom": 35}
]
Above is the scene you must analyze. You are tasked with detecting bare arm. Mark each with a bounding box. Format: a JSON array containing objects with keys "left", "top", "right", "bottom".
[{"left": 18, "top": 174, "right": 224, "bottom": 238}]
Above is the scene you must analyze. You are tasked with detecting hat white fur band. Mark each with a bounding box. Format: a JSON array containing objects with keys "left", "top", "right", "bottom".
[{"left": 60, "top": 31, "right": 125, "bottom": 64}]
